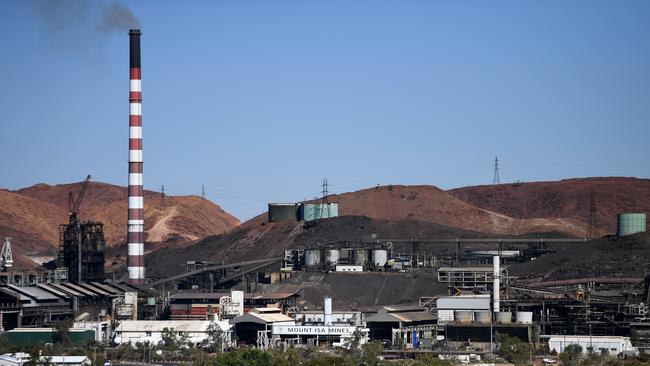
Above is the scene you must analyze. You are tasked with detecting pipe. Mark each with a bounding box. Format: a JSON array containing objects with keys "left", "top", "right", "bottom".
[
  {"left": 127, "top": 29, "right": 145, "bottom": 285},
  {"left": 493, "top": 255, "right": 500, "bottom": 313},
  {"left": 324, "top": 296, "right": 332, "bottom": 326}
]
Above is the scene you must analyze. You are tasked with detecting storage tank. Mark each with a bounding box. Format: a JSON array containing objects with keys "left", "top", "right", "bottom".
[
  {"left": 474, "top": 311, "right": 491, "bottom": 324},
  {"left": 516, "top": 311, "right": 533, "bottom": 324},
  {"left": 617, "top": 213, "right": 646, "bottom": 236},
  {"left": 268, "top": 203, "right": 298, "bottom": 222},
  {"left": 372, "top": 249, "right": 388, "bottom": 267},
  {"left": 495, "top": 312, "right": 512, "bottom": 324},
  {"left": 304, "top": 249, "right": 321, "bottom": 267},
  {"left": 326, "top": 249, "right": 340, "bottom": 265},
  {"left": 354, "top": 249, "right": 368, "bottom": 266},
  {"left": 454, "top": 310, "right": 473, "bottom": 324}
]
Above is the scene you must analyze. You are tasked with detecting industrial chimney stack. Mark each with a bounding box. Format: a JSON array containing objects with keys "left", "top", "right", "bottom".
[{"left": 127, "top": 29, "right": 144, "bottom": 285}]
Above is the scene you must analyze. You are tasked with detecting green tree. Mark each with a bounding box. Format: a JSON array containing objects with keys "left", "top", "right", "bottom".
[
  {"left": 361, "top": 340, "right": 384, "bottom": 366},
  {"left": 161, "top": 327, "right": 178, "bottom": 348},
  {"left": 205, "top": 322, "right": 224, "bottom": 353},
  {"left": 495, "top": 333, "right": 533, "bottom": 365},
  {"left": 559, "top": 344, "right": 582, "bottom": 366},
  {"left": 53, "top": 320, "right": 73, "bottom": 346}
]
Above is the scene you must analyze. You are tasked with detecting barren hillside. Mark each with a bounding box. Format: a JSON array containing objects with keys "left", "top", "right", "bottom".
[
  {"left": 330, "top": 185, "right": 586, "bottom": 237},
  {"left": 0, "top": 181, "right": 240, "bottom": 268},
  {"left": 449, "top": 177, "right": 650, "bottom": 235}
]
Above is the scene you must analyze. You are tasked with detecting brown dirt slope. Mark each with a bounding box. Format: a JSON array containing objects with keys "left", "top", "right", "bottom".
[
  {"left": 329, "top": 185, "right": 585, "bottom": 237},
  {"left": 1, "top": 181, "right": 240, "bottom": 268},
  {"left": 449, "top": 177, "right": 650, "bottom": 235}
]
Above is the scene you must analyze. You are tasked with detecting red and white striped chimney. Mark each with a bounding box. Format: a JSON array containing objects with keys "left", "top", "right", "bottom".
[{"left": 128, "top": 29, "right": 144, "bottom": 285}]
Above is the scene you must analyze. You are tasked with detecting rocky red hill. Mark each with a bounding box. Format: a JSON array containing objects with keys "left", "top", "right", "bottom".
[
  {"left": 0, "top": 181, "right": 240, "bottom": 268},
  {"left": 449, "top": 177, "right": 650, "bottom": 235}
]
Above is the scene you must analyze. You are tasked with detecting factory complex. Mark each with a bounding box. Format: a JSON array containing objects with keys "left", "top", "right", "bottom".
[{"left": 1, "top": 26, "right": 649, "bottom": 366}]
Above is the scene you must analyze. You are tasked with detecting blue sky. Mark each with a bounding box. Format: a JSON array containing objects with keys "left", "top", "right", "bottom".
[{"left": 1, "top": 0, "right": 649, "bottom": 220}]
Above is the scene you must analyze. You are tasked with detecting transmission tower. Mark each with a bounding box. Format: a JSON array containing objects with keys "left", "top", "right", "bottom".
[
  {"left": 202, "top": 184, "right": 206, "bottom": 199},
  {"left": 160, "top": 185, "right": 165, "bottom": 210},
  {"left": 321, "top": 178, "right": 329, "bottom": 204},
  {"left": 493, "top": 156, "right": 501, "bottom": 184},
  {"left": 587, "top": 191, "right": 599, "bottom": 239}
]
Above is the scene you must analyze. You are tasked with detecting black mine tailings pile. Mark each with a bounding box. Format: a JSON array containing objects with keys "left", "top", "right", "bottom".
[
  {"left": 508, "top": 232, "right": 650, "bottom": 280},
  {"left": 259, "top": 271, "right": 447, "bottom": 308},
  {"left": 145, "top": 215, "right": 491, "bottom": 277}
]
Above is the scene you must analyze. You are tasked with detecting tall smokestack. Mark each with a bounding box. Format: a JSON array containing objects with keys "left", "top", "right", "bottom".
[{"left": 128, "top": 29, "right": 144, "bottom": 285}]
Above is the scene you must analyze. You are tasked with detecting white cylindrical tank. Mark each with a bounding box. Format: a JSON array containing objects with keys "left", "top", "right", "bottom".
[
  {"left": 372, "top": 249, "right": 388, "bottom": 267},
  {"left": 326, "top": 250, "right": 340, "bottom": 265},
  {"left": 516, "top": 311, "right": 533, "bottom": 324},
  {"left": 495, "top": 311, "right": 512, "bottom": 324},
  {"left": 305, "top": 249, "right": 321, "bottom": 267},
  {"left": 324, "top": 296, "right": 332, "bottom": 326},
  {"left": 454, "top": 310, "right": 473, "bottom": 324},
  {"left": 474, "top": 311, "right": 491, "bottom": 324}
]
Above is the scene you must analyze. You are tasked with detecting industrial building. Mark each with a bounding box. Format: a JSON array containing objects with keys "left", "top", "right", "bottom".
[
  {"left": 0, "top": 282, "right": 160, "bottom": 330},
  {"left": 548, "top": 335, "right": 637, "bottom": 356},
  {"left": 57, "top": 176, "right": 106, "bottom": 283},
  {"left": 365, "top": 304, "right": 437, "bottom": 342},
  {"left": 168, "top": 290, "right": 299, "bottom": 320},
  {"left": 114, "top": 320, "right": 233, "bottom": 347}
]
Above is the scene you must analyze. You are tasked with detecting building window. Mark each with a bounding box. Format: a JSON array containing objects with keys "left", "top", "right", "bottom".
[{"left": 146, "top": 332, "right": 152, "bottom": 336}]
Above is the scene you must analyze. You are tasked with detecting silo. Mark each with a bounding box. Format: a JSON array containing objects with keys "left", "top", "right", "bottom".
[
  {"left": 617, "top": 213, "right": 647, "bottom": 236},
  {"left": 354, "top": 249, "right": 368, "bottom": 266},
  {"left": 304, "top": 249, "right": 321, "bottom": 267},
  {"left": 372, "top": 249, "right": 388, "bottom": 267},
  {"left": 516, "top": 311, "right": 533, "bottom": 324},
  {"left": 454, "top": 310, "right": 473, "bottom": 324},
  {"left": 326, "top": 250, "right": 340, "bottom": 265},
  {"left": 474, "top": 311, "right": 491, "bottom": 324},
  {"left": 495, "top": 312, "right": 512, "bottom": 324}
]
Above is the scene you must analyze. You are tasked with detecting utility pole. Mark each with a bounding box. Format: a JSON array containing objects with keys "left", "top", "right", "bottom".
[
  {"left": 321, "top": 178, "right": 329, "bottom": 204},
  {"left": 587, "top": 191, "right": 598, "bottom": 239},
  {"left": 160, "top": 185, "right": 165, "bottom": 210},
  {"left": 492, "top": 156, "right": 501, "bottom": 184}
]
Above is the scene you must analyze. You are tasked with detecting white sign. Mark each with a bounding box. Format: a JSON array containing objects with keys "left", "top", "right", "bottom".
[{"left": 272, "top": 325, "right": 357, "bottom": 336}]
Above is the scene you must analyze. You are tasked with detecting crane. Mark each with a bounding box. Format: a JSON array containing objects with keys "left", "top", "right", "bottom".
[
  {"left": 68, "top": 175, "right": 92, "bottom": 223},
  {"left": 1, "top": 237, "right": 13, "bottom": 272}
]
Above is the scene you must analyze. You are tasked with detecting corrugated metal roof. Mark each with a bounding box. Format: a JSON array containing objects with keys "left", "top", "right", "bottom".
[
  {"left": 59, "top": 283, "right": 98, "bottom": 297},
  {"left": 6, "top": 285, "right": 60, "bottom": 301},
  {"left": 36, "top": 284, "right": 70, "bottom": 299},
  {"left": 391, "top": 312, "right": 437, "bottom": 323},
  {"left": 48, "top": 283, "right": 84, "bottom": 297},
  {"left": 91, "top": 282, "right": 123, "bottom": 295},
  {"left": 77, "top": 283, "right": 112, "bottom": 296},
  {"left": 230, "top": 313, "right": 295, "bottom": 325},
  {"left": 0, "top": 287, "right": 29, "bottom": 301}
]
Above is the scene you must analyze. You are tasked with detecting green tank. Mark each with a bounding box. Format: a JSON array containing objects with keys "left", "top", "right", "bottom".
[{"left": 617, "top": 213, "right": 646, "bottom": 236}]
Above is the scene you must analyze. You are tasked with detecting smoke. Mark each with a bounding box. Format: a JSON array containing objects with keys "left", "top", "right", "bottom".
[
  {"left": 33, "top": 0, "right": 140, "bottom": 37},
  {"left": 97, "top": 2, "right": 140, "bottom": 33}
]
